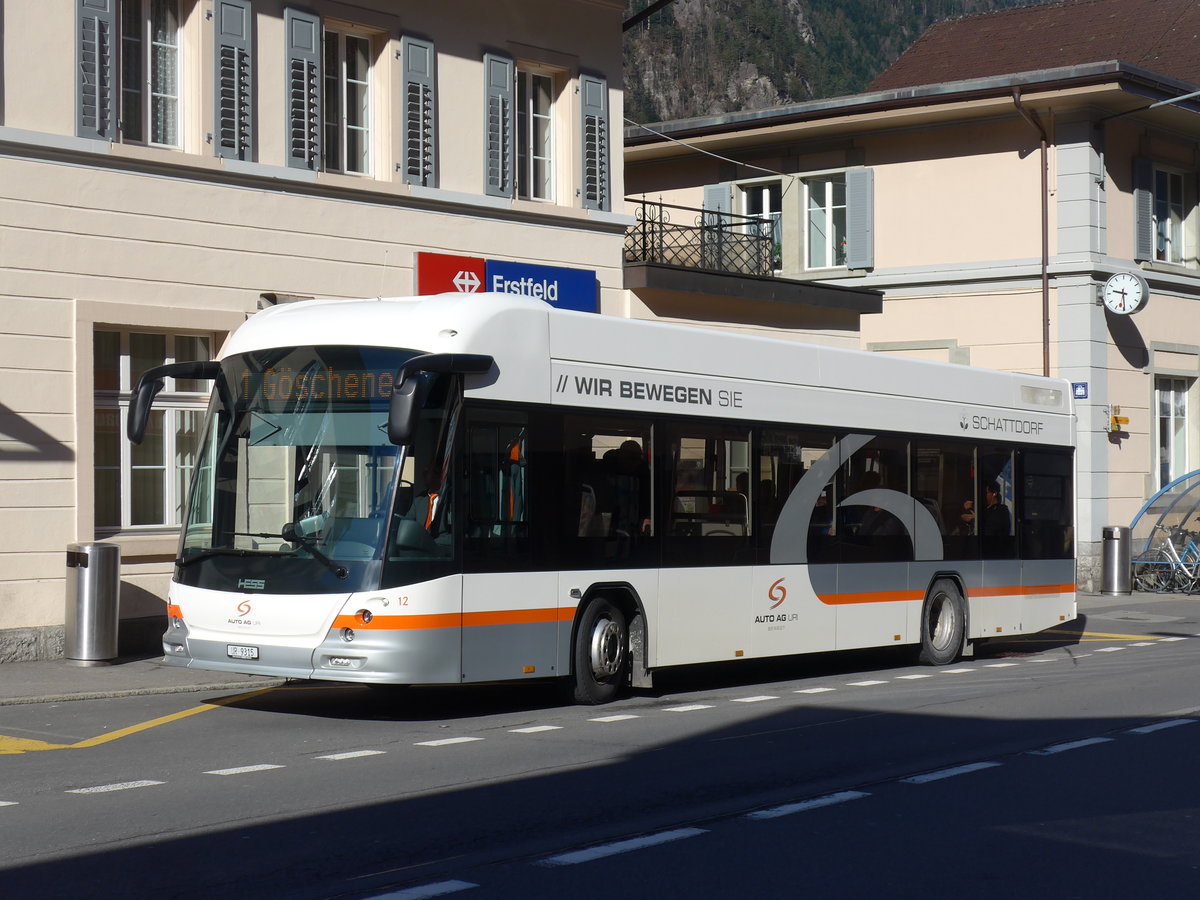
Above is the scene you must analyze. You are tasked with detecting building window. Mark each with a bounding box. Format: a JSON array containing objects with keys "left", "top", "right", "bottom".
[
  {"left": 94, "top": 329, "right": 213, "bottom": 531},
  {"left": 517, "top": 68, "right": 555, "bottom": 201},
  {"left": 740, "top": 181, "right": 782, "bottom": 270},
  {"left": 322, "top": 29, "right": 372, "bottom": 174},
  {"left": 1154, "top": 167, "right": 1194, "bottom": 265},
  {"left": 1156, "top": 376, "right": 1190, "bottom": 489},
  {"left": 807, "top": 174, "right": 847, "bottom": 269},
  {"left": 119, "top": 0, "right": 180, "bottom": 146}
]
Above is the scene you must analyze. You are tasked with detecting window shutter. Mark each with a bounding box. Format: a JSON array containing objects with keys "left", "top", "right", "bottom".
[
  {"left": 401, "top": 36, "right": 437, "bottom": 187},
  {"left": 284, "top": 7, "right": 321, "bottom": 170},
  {"left": 846, "top": 167, "right": 875, "bottom": 270},
  {"left": 579, "top": 74, "right": 609, "bottom": 211},
  {"left": 77, "top": 0, "right": 116, "bottom": 140},
  {"left": 214, "top": 0, "right": 254, "bottom": 160},
  {"left": 483, "top": 53, "right": 514, "bottom": 198},
  {"left": 1133, "top": 156, "right": 1154, "bottom": 262}
]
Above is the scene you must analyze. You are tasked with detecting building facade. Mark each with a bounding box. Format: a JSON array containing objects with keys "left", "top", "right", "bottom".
[
  {"left": 0, "top": 0, "right": 627, "bottom": 660},
  {"left": 624, "top": 0, "right": 1200, "bottom": 590}
]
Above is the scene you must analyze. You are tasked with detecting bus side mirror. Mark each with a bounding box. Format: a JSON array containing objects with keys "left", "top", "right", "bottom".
[
  {"left": 128, "top": 361, "right": 220, "bottom": 444},
  {"left": 387, "top": 353, "right": 494, "bottom": 446}
]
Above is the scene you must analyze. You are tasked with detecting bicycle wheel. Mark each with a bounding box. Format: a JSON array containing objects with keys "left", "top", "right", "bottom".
[{"left": 1133, "top": 554, "right": 1171, "bottom": 592}]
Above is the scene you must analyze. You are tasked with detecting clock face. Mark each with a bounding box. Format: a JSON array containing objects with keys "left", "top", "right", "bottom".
[{"left": 1103, "top": 272, "right": 1146, "bottom": 315}]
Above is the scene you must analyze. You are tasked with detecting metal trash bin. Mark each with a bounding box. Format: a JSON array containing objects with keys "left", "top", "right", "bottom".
[
  {"left": 1101, "top": 525, "right": 1131, "bottom": 595},
  {"left": 65, "top": 542, "right": 120, "bottom": 665}
]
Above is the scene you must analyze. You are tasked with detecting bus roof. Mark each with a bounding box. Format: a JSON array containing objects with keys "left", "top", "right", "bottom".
[{"left": 222, "top": 292, "right": 1073, "bottom": 441}]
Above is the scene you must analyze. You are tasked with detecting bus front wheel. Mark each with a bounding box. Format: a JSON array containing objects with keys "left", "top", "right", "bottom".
[
  {"left": 918, "top": 579, "right": 966, "bottom": 666},
  {"left": 570, "top": 597, "right": 629, "bottom": 705}
]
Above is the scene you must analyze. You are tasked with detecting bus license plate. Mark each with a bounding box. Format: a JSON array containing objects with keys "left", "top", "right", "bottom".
[{"left": 226, "top": 644, "right": 259, "bottom": 660}]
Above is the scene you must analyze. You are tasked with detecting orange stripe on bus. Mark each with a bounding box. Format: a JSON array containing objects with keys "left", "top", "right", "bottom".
[
  {"left": 167, "top": 604, "right": 183, "bottom": 618},
  {"left": 331, "top": 607, "right": 576, "bottom": 632},
  {"left": 818, "top": 583, "right": 1074, "bottom": 606}
]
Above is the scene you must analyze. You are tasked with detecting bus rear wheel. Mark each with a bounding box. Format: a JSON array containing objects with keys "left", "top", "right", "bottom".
[
  {"left": 570, "top": 597, "right": 629, "bottom": 705},
  {"left": 918, "top": 579, "right": 965, "bottom": 666}
]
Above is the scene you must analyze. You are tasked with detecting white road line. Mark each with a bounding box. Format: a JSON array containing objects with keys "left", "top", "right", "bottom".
[
  {"left": 1128, "top": 719, "right": 1197, "bottom": 735},
  {"left": 1095, "top": 647, "right": 1125, "bottom": 653},
  {"left": 1131, "top": 642, "right": 1155, "bottom": 647},
  {"left": 795, "top": 687, "right": 836, "bottom": 694},
  {"left": 204, "top": 765, "right": 284, "bottom": 776},
  {"left": 66, "top": 780, "right": 165, "bottom": 794},
  {"left": 538, "top": 827, "right": 707, "bottom": 867},
  {"left": 364, "top": 880, "right": 478, "bottom": 899},
  {"left": 847, "top": 680, "right": 887, "bottom": 687},
  {"left": 1029, "top": 737, "right": 1114, "bottom": 756},
  {"left": 509, "top": 725, "right": 563, "bottom": 733},
  {"left": 941, "top": 668, "right": 975, "bottom": 674},
  {"left": 415, "top": 737, "right": 484, "bottom": 747},
  {"left": 315, "top": 750, "right": 387, "bottom": 760},
  {"left": 900, "top": 762, "right": 1002, "bottom": 784},
  {"left": 984, "top": 662, "right": 1020, "bottom": 668},
  {"left": 663, "top": 704, "right": 714, "bottom": 712},
  {"left": 1158, "top": 637, "right": 1187, "bottom": 642},
  {"left": 895, "top": 674, "right": 931, "bottom": 680},
  {"left": 0, "top": 801, "right": 17, "bottom": 807},
  {"left": 746, "top": 790, "right": 871, "bottom": 820},
  {"left": 731, "top": 696, "right": 779, "bottom": 703},
  {"left": 589, "top": 714, "right": 640, "bottom": 723}
]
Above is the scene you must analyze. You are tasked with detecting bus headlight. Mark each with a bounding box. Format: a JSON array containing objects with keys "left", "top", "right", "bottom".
[{"left": 341, "top": 627, "right": 355, "bottom": 642}]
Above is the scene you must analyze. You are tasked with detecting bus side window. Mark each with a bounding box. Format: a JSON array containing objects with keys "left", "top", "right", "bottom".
[{"left": 466, "top": 415, "right": 529, "bottom": 543}]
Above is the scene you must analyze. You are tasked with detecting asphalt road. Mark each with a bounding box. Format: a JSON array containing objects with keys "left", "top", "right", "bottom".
[{"left": 2, "top": 591, "right": 1199, "bottom": 899}]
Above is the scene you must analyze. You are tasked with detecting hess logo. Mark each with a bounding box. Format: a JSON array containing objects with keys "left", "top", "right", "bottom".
[
  {"left": 236, "top": 600, "right": 252, "bottom": 617},
  {"left": 768, "top": 578, "right": 787, "bottom": 609}
]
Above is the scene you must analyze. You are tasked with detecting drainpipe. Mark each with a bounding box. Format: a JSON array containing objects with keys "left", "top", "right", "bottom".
[{"left": 1013, "top": 87, "right": 1051, "bottom": 378}]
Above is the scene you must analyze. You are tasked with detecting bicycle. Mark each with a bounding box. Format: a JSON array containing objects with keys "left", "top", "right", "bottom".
[{"left": 1133, "top": 525, "right": 1200, "bottom": 592}]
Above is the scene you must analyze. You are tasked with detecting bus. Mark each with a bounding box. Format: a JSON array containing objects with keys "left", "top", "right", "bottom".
[{"left": 129, "top": 292, "right": 1076, "bottom": 703}]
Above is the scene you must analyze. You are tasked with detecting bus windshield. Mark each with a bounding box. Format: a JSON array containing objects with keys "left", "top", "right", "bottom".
[{"left": 178, "top": 345, "right": 452, "bottom": 594}]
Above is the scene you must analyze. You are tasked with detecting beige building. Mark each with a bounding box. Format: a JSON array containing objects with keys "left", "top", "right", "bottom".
[
  {"left": 624, "top": 0, "right": 1200, "bottom": 590},
  {"left": 1, "top": 0, "right": 629, "bottom": 660}
]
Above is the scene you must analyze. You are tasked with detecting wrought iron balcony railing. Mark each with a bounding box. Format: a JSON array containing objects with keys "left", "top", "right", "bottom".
[{"left": 624, "top": 197, "right": 779, "bottom": 277}]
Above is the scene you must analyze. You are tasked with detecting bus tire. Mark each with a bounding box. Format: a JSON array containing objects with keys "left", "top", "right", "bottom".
[
  {"left": 570, "top": 597, "right": 629, "bottom": 705},
  {"left": 918, "top": 579, "right": 966, "bottom": 666}
]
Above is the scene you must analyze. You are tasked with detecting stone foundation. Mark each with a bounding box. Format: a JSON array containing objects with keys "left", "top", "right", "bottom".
[{"left": 0, "top": 616, "right": 166, "bottom": 664}]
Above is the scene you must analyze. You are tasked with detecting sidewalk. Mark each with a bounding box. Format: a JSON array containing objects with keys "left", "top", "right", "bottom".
[{"left": 0, "top": 655, "right": 286, "bottom": 706}]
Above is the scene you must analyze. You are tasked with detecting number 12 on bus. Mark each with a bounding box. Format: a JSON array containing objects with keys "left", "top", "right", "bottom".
[{"left": 128, "top": 292, "right": 1075, "bottom": 704}]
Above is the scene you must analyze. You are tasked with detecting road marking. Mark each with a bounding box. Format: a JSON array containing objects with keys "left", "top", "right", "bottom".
[
  {"left": 0, "top": 686, "right": 280, "bottom": 756},
  {"left": 1128, "top": 719, "right": 1197, "bottom": 735},
  {"left": 1130, "top": 642, "right": 1155, "bottom": 647},
  {"left": 204, "top": 764, "right": 285, "bottom": 775},
  {"left": 1029, "top": 737, "right": 1114, "bottom": 755},
  {"left": 0, "top": 801, "right": 16, "bottom": 807},
  {"left": 896, "top": 674, "right": 931, "bottom": 680},
  {"left": 1159, "top": 637, "right": 1187, "bottom": 642},
  {"left": 364, "top": 880, "right": 478, "bottom": 899},
  {"left": 663, "top": 704, "right": 714, "bottom": 712},
  {"left": 941, "top": 668, "right": 975, "bottom": 674},
  {"left": 415, "top": 737, "right": 484, "bottom": 747},
  {"left": 983, "top": 663, "right": 1020, "bottom": 668},
  {"left": 901, "top": 762, "right": 1002, "bottom": 784},
  {"left": 538, "top": 827, "right": 707, "bottom": 866},
  {"left": 66, "top": 780, "right": 165, "bottom": 794},
  {"left": 509, "top": 725, "right": 563, "bottom": 733},
  {"left": 795, "top": 687, "right": 836, "bottom": 693},
  {"left": 731, "top": 696, "right": 779, "bottom": 703},
  {"left": 746, "top": 790, "right": 871, "bottom": 820},
  {"left": 315, "top": 750, "right": 386, "bottom": 760},
  {"left": 1095, "top": 647, "right": 1125, "bottom": 653},
  {"left": 1053, "top": 630, "right": 1158, "bottom": 641},
  {"left": 847, "top": 680, "right": 887, "bottom": 687},
  {"left": 589, "top": 714, "right": 640, "bottom": 723}
]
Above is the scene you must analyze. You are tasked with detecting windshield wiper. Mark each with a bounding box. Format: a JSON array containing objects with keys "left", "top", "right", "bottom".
[
  {"left": 232, "top": 529, "right": 350, "bottom": 580},
  {"left": 176, "top": 546, "right": 292, "bottom": 568}
]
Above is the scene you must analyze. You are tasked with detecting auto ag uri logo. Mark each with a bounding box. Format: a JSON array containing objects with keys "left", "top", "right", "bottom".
[
  {"left": 768, "top": 578, "right": 787, "bottom": 609},
  {"left": 236, "top": 600, "right": 252, "bottom": 617}
]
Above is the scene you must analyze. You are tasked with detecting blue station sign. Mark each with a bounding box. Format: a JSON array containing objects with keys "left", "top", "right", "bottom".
[{"left": 485, "top": 259, "right": 598, "bottom": 313}]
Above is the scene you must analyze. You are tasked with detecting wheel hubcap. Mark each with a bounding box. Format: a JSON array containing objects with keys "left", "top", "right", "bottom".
[
  {"left": 929, "top": 593, "right": 957, "bottom": 651},
  {"left": 588, "top": 616, "right": 624, "bottom": 680}
]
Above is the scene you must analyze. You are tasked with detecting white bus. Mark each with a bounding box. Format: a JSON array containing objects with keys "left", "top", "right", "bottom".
[{"left": 129, "top": 292, "right": 1076, "bottom": 703}]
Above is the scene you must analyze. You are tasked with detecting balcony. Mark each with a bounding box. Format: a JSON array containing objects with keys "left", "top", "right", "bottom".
[{"left": 624, "top": 197, "right": 778, "bottom": 277}]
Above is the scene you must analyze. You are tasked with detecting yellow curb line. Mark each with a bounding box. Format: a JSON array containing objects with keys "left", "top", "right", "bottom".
[{"left": 0, "top": 686, "right": 278, "bottom": 755}]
